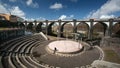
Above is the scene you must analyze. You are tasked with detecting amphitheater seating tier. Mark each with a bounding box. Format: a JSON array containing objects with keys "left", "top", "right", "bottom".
[{"left": 0, "top": 33, "right": 47, "bottom": 68}]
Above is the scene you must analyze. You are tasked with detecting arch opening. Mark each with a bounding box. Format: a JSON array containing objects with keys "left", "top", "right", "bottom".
[
  {"left": 93, "top": 22, "right": 107, "bottom": 39},
  {"left": 36, "top": 22, "right": 43, "bottom": 33},
  {"left": 19, "top": 22, "right": 25, "bottom": 28},
  {"left": 47, "top": 22, "right": 58, "bottom": 36},
  {"left": 76, "top": 22, "right": 89, "bottom": 39},
  {"left": 112, "top": 22, "right": 120, "bottom": 37},
  {"left": 61, "top": 22, "right": 74, "bottom": 38},
  {"left": 26, "top": 22, "right": 33, "bottom": 32},
  {"left": 51, "top": 22, "right": 59, "bottom": 36}
]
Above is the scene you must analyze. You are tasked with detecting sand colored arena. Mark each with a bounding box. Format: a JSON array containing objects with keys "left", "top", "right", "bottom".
[{"left": 48, "top": 40, "right": 83, "bottom": 53}]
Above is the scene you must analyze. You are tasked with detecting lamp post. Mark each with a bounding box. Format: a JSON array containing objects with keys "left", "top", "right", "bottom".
[
  {"left": 57, "top": 29, "right": 59, "bottom": 40},
  {"left": 78, "top": 39, "right": 80, "bottom": 49},
  {"left": 65, "top": 31, "right": 68, "bottom": 40}
]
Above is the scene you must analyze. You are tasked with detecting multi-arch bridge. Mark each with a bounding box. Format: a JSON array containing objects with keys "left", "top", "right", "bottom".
[{"left": 21, "top": 19, "right": 120, "bottom": 39}]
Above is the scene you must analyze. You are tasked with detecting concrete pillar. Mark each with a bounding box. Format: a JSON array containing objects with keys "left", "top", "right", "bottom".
[
  {"left": 106, "top": 19, "right": 113, "bottom": 37},
  {"left": 34, "top": 20, "right": 37, "bottom": 27},
  {"left": 73, "top": 19, "right": 77, "bottom": 33},
  {"left": 45, "top": 20, "right": 48, "bottom": 35},
  {"left": 88, "top": 19, "right": 94, "bottom": 40},
  {"left": 24, "top": 21, "right": 27, "bottom": 30},
  {"left": 58, "top": 20, "right": 62, "bottom": 38},
  {"left": 34, "top": 20, "right": 37, "bottom": 32},
  {"left": 73, "top": 19, "right": 77, "bottom": 39}
]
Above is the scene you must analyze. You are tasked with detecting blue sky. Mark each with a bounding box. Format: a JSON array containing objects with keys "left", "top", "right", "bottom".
[{"left": 0, "top": 0, "right": 120, "bottom": 20}]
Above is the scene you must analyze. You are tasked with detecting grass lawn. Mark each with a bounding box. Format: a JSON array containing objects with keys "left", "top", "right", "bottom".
[
  {"left": 0, "top": 28, "right": 12, "bottom": 30},
  {"left": 0, "top": 28, "right": 8, "bottom": 30},
  {"left": 0, "top": 28, "right": 19, "bottom": 31},
  {"left": 104, "top": 49, "right": 120, "bottom": 64}
]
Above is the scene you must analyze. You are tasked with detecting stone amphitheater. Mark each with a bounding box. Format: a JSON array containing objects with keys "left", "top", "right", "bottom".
[{"left": 0, "top": 32, "right": 104, "bottom": 68}]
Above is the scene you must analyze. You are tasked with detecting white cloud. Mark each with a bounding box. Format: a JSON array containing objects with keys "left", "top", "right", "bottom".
[
  {"left": 10, "top": 6, "right": 25, "bottom": 18},
  {"left": 0, "top": 2, "right": 25, "bottom": 18},
  {"left": 0, "top": 2, "right": 26, "bottom": 20},
  {"left": 9, "top": 0, "right": 17, "bottom": 2},
  {"left": 86, "top": 0, "right": 120, "bottom": 19},
  {"left": 26, "top": 0, "right": 39, "bottom": 8},
  {"left": 100, "top": 15, "right": 115, "bottom": 19},
  {"left": 59, "top": 15, "right": 66, "bottom": 20},
  {"left": 36, "top": 17, "right": 46, "bottom": 20},
  {"left": 27, "top": 18, "right": 35, "bottom": 21},
  {"left": 0, "top": 3, "right": 8, "bottom": 13},
  {"left": 50, "top": 3, "right": 63, "bottom": 10},
  {"left": 26, "top": 0, "right": 32, "bottom": 6},
  {"left": 59, "top": 15, "right": 74, "bottom": 20},
  {"left": 25, "top": 17, "right": 46, "bottom": 21},
  {"left": 70, "top": 15, "right": 74, "bottom": 18}
]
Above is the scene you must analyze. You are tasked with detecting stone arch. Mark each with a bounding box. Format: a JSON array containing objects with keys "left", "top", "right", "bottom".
[
  {"left": 112, "top": 22, "right": 120, "bottom": 37},
  {"left": 47, "top": 22, "right": 57, "bottom": 36},
  {"left": 61, "top": 22, "right": 74, "bottom": 38},
  {"left": 27, "top": 22, "right": 33, "bottom": 31},
  {"left": 41, "top": 22, "right": 46, "bottom": 33},
  {"left": 36, "top": 22, "right": 43, "bottom": 33},
  {"left": 19, "top": 22, "right": 25, "bottom": 28},
  {"left": 93, "top": 22, "right": 107, "bottom": 38},
  {"left": 76, "top": 22, "right": 89, "bottom": 38},
  {"left": 51, "top": 22, "right": 59, "bottom": 36},
  {"left": 23, "top": 21, "right": 27, "bottom": 26}
]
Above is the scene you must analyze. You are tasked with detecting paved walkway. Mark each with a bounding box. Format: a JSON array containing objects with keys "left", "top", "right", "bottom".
[{"left": 32, "top": 40, "right": 101, "bottom": 68}]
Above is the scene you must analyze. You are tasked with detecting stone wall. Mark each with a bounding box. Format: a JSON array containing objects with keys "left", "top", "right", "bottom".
[{"left": 0, "top": 28, "right": 25, "bottom": 42}]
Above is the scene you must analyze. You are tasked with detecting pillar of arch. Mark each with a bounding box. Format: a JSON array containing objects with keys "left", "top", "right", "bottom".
[
  {"left": 104, "top": 19, "right": 114, "bottom": 37},
  {"left": 34, "top": 20, "right": 37, "bottom": 27},
  {"left": 41, "top": 22, "right": 46, "bottom": 33},
  {"left": 58, "top": 20, "right": 62, "bottom": 38},
  {"left": 108, "top": 19, "right": 113, "bottom": 37},
  {"left": 45, "top": 20, "right": 48, "bottom": 35},
  {"left": 24, "top": 21, "right": 28, "bottom": 30},
  {"left": 73, "top": 19, "right": 77, "bottom": 33},
  {"left": 88, "top": 19, "right": 94, "bottom": 39}
]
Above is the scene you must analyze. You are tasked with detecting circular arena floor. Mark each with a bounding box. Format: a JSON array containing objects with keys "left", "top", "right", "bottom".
[
  {"left": 48, "top": 40, "right": 83, "bottom": 54},
  {"left": 32, "top": 40, "right": 101, "bottom": 68}
]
